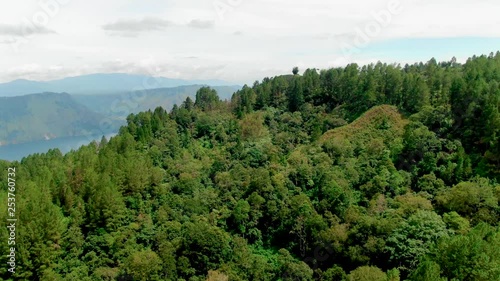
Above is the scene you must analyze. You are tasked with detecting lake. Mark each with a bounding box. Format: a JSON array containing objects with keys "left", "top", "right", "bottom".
[{"left": 0, "top": 133, "right": 117, "bottom": 161}]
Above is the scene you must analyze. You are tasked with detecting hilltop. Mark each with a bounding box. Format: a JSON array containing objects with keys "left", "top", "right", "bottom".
[{"left": 320, "top": 105, "right": 408, "bottom": 147}]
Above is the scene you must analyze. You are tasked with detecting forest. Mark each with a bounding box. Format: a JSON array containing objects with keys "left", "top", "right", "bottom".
[{"left": 0, "top": 52, "right": 499, "bottom": 280}]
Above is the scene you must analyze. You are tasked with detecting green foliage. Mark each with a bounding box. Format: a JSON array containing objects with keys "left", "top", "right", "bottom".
[
  {"left": 386, "top": 211, "right": 449, "bottom": 273},
  {"left": 347, "top": 266, "right": 387, "bottom": 281},
  {"left": 232, "top": 85, "right": 257, "bottom": 117},
  {"left": 125, "top": 249, "right": 163, "bottom": 280},
  {"left": 411, "top": 223, "right": 500, "bottom": 281},
  {"left": 436, "top": 178, "right": 499, "bottom": 224},
  {"left": 442, "top": 211, "right": 470, "bottom": 234},
  {"left": 1, "top": 53, "right": 499, "bottom": 280},
  {"left": 288, "top": 77, "right": 305, "bottom": 112},
  {"left": 195, "top": 86, "right": 221, "bottom": 111},
  {"left": 180, "top": 221, "right": 233, "bottom": 276},
  {"left": 320, "top": 265, "right": 347, "bottom": 281},
  {"left": 278, "top": 249, "right": 314, "bottom": 281},
  {"left": 0, "top": 93, "right": 119, "bottom": 144}
]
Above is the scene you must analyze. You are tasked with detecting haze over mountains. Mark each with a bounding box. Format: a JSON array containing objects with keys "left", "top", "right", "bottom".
[
  {"left": 0, "top": 92, "right": 116, "bottom": 145},
  {"left": 0, "top": 73, "right": 240, "bottom": 159},
  {"left": 72, "top": 84, "right": 239, "bottom": 118},
  {"left": 0, "top": 73, "right": 239, "bottom": 96}
]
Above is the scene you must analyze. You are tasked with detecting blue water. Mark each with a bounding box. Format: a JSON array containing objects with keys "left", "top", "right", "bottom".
[{"left": 0, "top": 133, "right": 116, "bottom": 162}]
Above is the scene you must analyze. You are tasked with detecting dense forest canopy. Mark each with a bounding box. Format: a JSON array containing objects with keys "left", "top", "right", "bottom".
[{"left": 1, "top": 53, "right": 499, "bottom": 280}]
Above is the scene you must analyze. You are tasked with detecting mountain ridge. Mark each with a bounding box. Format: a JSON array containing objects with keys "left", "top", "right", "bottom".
[
  {"left": 0, "top": 92, "right": 119, "bottom": 145},
  {"left": 0, "top": 73, "right": 241, "bottom": 96}
]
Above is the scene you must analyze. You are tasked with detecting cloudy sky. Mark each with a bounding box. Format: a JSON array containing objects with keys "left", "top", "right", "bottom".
[{"left": 0, "top": 0, "right": 499, "bottom": 84}]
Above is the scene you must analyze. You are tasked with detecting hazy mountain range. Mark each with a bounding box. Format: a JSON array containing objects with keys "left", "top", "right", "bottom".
[
  {"left": 72, "top": 84, "right": 238, "bottom": 118},
  {"left": 0, "top": 92, "right": 114, "bottom": 145},
  {"left": 0, "top": 73, "right": 239, "bottom": 96}
]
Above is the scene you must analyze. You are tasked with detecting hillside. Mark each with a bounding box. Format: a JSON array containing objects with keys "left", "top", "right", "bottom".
[
  {"left": 0, "top": 54, "right": 499, "bottom": 281},
  {"left": 0, "top": 92, "right": 118, "bottom": 145},
  {"left": 320, "top": 105, "right": 408, "bottom": 147}
]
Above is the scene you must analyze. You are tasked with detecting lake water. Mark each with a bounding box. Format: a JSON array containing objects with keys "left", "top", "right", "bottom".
[{"left": 0, "top": 133, "right": 116, "bottom": 161}]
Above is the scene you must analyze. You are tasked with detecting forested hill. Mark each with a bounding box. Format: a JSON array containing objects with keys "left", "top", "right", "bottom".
[
  {"left": 0, "top": 92, "right": 119, "bottom": 145},
  {"left": 1, "top": 53, "right": 499, "bottom": 280}
]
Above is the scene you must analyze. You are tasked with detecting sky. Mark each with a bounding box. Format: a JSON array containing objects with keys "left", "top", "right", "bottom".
[{"left": 0, "top": 0, "right": 499, "bottom": 85}]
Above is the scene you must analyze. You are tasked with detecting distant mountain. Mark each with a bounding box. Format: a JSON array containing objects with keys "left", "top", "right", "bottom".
[
  {"left": 0, "top": 92, "right": 120, "bottom": 145},
  {"left": 0, "top": 73, "right": 240, "bottom": 96},
  {"left": 0, "top": 79, "right": 50, "bottom": 96},
  {"left": 73, "top": 85, "right": 240, "bottom": 118},
  {"left": 0, "top": 85, "right": 240, "bottom": 146}
]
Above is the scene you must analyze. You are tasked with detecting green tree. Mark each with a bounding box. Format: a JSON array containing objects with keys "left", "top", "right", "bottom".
[
  {"left": 181, "top": 221, "right": 232, "bottom": 276},
  {"left": 125, "top": 249, "right": 163, "bottom": 281},
  {"left": 436, "top": 179, "right": 498, "bottom": 224},
  {"left": 288, "top": 77, "right": 305, "bottom": 112},
  {"left": 347, "top": 266, "right": 387, "bottom": 281},
  {"left": 10, "top": 181, "right": 66, "bottom": 280},
  {"left": 411, "top": 223, "right": 500, "bottom": 281},
  {"left": 278, "top": 249, "right": 314, "bottom": 281},
  {"left": 195, "top": 87, "right": 221, "bottom": 111},
  {"left": 386, "top": 210, "right": 449, "bottom": 273},
  {"left": 401, "top": 73, "right": 430, "bottom": 113}
]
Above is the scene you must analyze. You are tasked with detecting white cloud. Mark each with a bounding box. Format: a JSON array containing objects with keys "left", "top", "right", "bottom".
[
  {"left": 101, "top": 16, "right": 215, "bottom": 37},
  {"left": 103, "top": 17, "right": 171, "bottom": 31},
  {"left": 187, "top": 19, "right": 214, "bottom": 29},
  {"left": 0, "top": 23, "right": 55, "bottom": 36}
]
